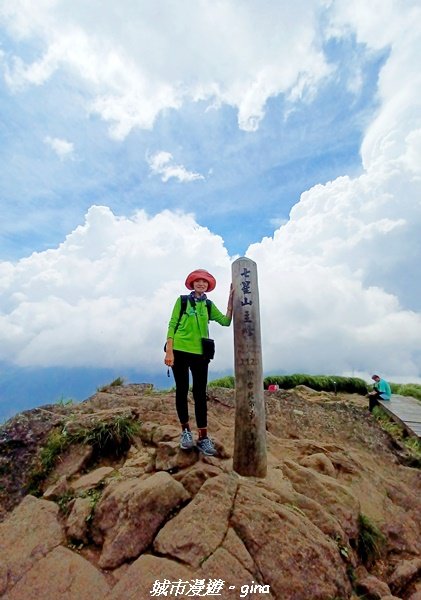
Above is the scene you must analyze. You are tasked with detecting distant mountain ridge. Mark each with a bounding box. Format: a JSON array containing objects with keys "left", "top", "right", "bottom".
[{"left": 0, "top": 363, "right": 169, "bottom": 423}]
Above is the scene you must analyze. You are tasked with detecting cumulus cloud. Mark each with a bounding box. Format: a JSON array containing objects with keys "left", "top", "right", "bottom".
[
  {"left": 44, "top": 136, "right": 74, "bottom": 159},
  {"left": 147, "top": 151, "right": 204, "bottom": 183},
  {"left": 0, "top": 184, "right": 420, "bottom": 384},
  {"left": 0, "top": 0, "right": 332, "bottom": 137},
  {"left": 0, "top": 206, "right": 233, "bottom": 370}
]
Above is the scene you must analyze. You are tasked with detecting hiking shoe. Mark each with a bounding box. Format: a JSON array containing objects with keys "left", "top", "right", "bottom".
[
  {"left": 179, "top": 429, "right": 194, "bottom": 450},
  {"left": 196, "top": 437, "right": 217, "bottom": 456}
]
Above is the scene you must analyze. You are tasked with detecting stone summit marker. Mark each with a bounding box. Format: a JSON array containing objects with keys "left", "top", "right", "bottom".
[{"left": 232, "top": 257, "right": 267, "bottom": 478}]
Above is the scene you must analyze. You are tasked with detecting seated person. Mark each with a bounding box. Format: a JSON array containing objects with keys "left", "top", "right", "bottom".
[{"left": 368, "top": 374, "right": 391, "bottom": 412}]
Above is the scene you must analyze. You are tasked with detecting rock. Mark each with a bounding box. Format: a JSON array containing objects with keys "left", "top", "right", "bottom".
[
  {"left": 0, "top": 495, "right": 64, "bottom": 595},
  {"left": 43, "top": 475, "right": 69, "bottom": 500},
  {"left": 282, "top": 458, "right": 360, "bottom": 537},
  {"left": 153, "top": 473, "right": 238, "bottom": 568},
  {"left": 200, "top": 547, "right": 274, "bottom": 600},
  {"left": 92, "top": 471, "right": 190, "bottom": 569},
  {"left": 407, "top": 582, "right": 421, "bottom": 600},
  {"left": 196, "top": 526, "right": 268, "bottom": 599},
  {"left": 155, "top": 441, "right": 197, "bottom": 471},
  {"left": 355, "top": 574, "right": 392, "bottom": 599},
  {"left": 3, "top": 545, "right": 110, "bottom": 600},
  {"left": 299, "top": 452, "right": 336, "bottom": 477},
  {"left": 65, "top": 497, "right": 92, "bottom": 544},
  {"left": 108, "top": 555, "right": 193, "bottom": 600},
  {"left": 173, "top": 463, "right": 223, "bottom": 497},
  {"left": 230, "top": 480, "right": 351, "bottom": 600},
  {"left": 71, "top": 466, "right": 115, "bottom": 492},
  {"left": 388, "top": 558, "right": 421, "bottom": 595},
  {"left": 119, "top": 446, "right": 155, "bottom": 477},
  {"left": 44, "top": 443, "right": 93, "bottom": 487},
  {"left": 221, "top": 527, "right": 256, "bottom": 574}
]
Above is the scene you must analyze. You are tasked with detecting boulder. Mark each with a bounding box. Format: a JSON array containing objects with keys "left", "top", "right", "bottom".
[
  {"left": 173, "top": 463, "right": 223, "bottom": 496},
  {"left": 153, "top": 473, "right": 238, "bottom": 567},
  {"left": 282, "top": 458, "right": 360, "bottom": 537},
  {"left": 355, "top": 574, "right": 392, "bottom": 599},
  {"left": 92, "top": 471, "right": 190, "bottom": 569},
  {"left": 0, "top": 495, "right": 64, "bottom": 595},
  {"left": 44, "top": 443, "right": 93, "bottom": 487},
  {"left": 65, "top": 497, "right": 92, "bottom": 544},
  {"left": 155, "top": 441, "right": 198, "bottom": 471},
  {"left": 43, "top": 475, "right": 69, "bottom": 500},
  {"left": 108, "top": 554, "right": 193, "bottom": 600},
  {"left": 119, "top": 446, "right": 155, "bottom": 477},
  {"left": 299, "top": 452, "right": 336, "bottom": 477},
  {"left": 3, "top": 545, "right": 109, "bottom": 600},
  {"left": 388, "top": 558, "right": 421, "bottom": 595},
  {"left": 230, "top": 480, "right": 351, "bottom": 600},
  {"left": 71, "top": 466, "right": 115, "bottom": 493},
  {"left": 408, "top": 582, "right": 421, "bottom": 600}
]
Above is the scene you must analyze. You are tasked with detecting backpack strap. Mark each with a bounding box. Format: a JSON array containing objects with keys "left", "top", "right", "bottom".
[
  {"left": 175, "top": 295, "right": 212, "bottom": 334},
  {"left": 174, "top": 295, "right": 189, "bottom": 335},
  {"left": 205, "top": 299, "right": 212, "bottom": 320}
]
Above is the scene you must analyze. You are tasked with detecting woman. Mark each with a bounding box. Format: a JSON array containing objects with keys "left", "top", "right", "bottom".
[{"left": 164, "top": 269, "right": 233, "bottom": 456}]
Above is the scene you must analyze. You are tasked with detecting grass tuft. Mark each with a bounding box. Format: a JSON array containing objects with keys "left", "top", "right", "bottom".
[
  {"left": 27, "top": 415, "right": 140, "bottom": 495},
  {"left": 357, "top": 514, "right": 387, "bottom": 566},
  {"left": 97, "top": 377, "right": 125, "bottom": 392}
]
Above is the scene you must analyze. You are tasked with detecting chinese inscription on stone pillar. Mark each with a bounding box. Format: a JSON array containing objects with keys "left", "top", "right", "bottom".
[{"left": 232, "top": 257, "right": 267, "bottom": 478}]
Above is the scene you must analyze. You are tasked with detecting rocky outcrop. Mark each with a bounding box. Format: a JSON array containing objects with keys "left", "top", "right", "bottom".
[
  {"left": 3, "top": 546, "right": 110, "bottom": 600},
  {"left": 153, "top": 473, "right": 238, "bottom": 567},
  {"left": 0, "top": 496, "right": 64, "bottom": 595},
  {"left": 0, "top": 384, "right": 420, "bottom": 600},
  {"left": 92, "top": 471, "right": 190, "bottom": 568}
]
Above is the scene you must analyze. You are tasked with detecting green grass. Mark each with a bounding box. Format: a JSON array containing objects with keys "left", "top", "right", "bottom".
[
  {"left": 208, "top": 373, "right": 368, "bottom": 395},
  {"left": 264, "top": 374, "right": 368, "bottom": 394},
  {"left": 208, "top": 376, "right": 235, "bottom": 388},
  {"left": 69, "top": 415, "right": 141, "bottom": 456},
  {"left": 56, "top": 395, "right": 74, "bottom": 406},
  {"left": 356, "top": 514, "right": 387, "bottom": 566},
  {"left": 390, "top": 382, "right": 421, "bottom": 402},
  {"left": 97, "top": 376, "right": 125, "bottom": 392},
  {"left": 372, "top": 406, "right": 421, "bottom": 463},
  {"left": 208, "top": 373, "right": 421, "bottom": 400}
]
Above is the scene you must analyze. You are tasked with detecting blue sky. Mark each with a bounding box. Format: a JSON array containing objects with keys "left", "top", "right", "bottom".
[
  {"left": 0, "top": 8, "right": 384, "bottom": 260},
  {"left": 0, "top": 0, "right": 420, "bottom": 420}
]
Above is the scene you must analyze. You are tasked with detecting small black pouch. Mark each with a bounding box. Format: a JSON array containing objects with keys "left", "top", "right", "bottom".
[{"left": 201, "top": 337, "right": 215, "bottom": 360}]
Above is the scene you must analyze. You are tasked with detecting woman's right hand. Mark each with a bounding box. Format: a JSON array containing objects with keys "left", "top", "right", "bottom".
[{"left": 164, "top": 350, "right": 174, "bottom": 367}]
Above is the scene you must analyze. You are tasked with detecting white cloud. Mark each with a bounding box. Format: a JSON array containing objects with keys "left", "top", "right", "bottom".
[
  {"left": 147, "top": 151, "right": 204, "bottom": 183},
  {"left": 44, "top": 136, "right": 74, "bottom": 159},
  {"left": 0, "top": 0, "right": 332, "bottom": 137},
  {"left": 0, "top": 206, "right": 233, "bottom": 370}
]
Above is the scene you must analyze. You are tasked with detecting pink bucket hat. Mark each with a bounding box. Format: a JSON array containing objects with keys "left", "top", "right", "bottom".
[{"left": 185, "top": 269, "right": 216, "bottom": 292}]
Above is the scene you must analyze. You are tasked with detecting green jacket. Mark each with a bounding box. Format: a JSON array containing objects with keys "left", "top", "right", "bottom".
[{"left": 167, "top": 296, "right": 231, "bottom": 354}]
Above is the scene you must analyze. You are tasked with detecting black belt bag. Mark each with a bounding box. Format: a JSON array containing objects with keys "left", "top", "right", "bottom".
[{"left": 201, "top": 337, "right": 215, "bottom": 361}]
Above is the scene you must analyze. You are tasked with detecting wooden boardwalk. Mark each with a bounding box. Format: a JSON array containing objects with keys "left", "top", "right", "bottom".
[{"left": 378, "top": 394, "right": 421, "bottom": 438}]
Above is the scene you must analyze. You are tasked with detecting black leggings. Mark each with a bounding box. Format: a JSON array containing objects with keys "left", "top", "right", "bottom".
[{"left": 172, "top": 350, "right": 209, "bottom": 428}]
